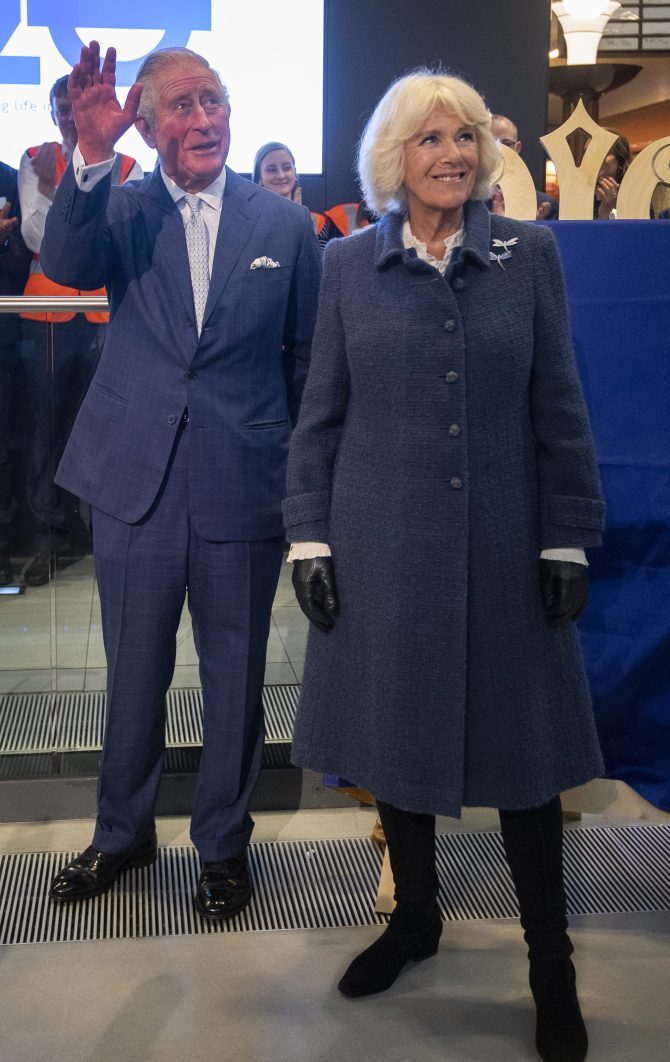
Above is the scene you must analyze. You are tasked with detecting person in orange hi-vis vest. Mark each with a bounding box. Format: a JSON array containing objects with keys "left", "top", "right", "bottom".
[{"left": 18, "top": 74, "right": 142, "bottom": 587}]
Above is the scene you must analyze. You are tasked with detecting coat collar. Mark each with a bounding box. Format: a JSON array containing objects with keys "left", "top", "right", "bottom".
[{"left": 374, "top": 198, "right": 492, "bottom": 272}]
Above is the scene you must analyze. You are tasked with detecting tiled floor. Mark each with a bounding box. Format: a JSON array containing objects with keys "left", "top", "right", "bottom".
[{"left": 0, "top": 555, "right": 308, "bottom": 692}]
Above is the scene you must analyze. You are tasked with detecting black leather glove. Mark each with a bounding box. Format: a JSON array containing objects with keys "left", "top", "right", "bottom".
[
  {"left": 292, "top": 556, "right": 339, "bottom": 631},
  {"left": 540, "top": 559, "right": 589, "bottom": 628}
]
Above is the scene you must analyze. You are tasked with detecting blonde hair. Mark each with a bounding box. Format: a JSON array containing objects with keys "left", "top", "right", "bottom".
[{"left": 357, "top": 69, "right": 499, "bottom": 215}]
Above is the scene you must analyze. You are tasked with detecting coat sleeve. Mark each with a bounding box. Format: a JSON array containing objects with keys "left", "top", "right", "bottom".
[
  {"left": 282, "top": 206, "right": 322, "bottom": 425},
  {"left": 282, "top": 238, "right": 350, "bottom": 542},
  {"left": 530, "top": 224, "right": 606, "bottom": 549},
  {"left": 39, "top": 163, "right": 113, "bottom": 290}
]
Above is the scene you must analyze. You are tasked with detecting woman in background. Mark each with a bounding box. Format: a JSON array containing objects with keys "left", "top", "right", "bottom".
[
  {"left": 253, "top": 141, "right": 328, "bottom": 246},
  {"left": 594, "top": 131, "right": 632, "bottom": 219}
]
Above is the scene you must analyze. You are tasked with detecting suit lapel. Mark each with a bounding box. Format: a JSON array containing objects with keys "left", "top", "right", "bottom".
[
  {"left": 138, "top": 167, "right": 195, "bottom": 322},
  {"left": 202, "top": 168, "right": 261, "bottom": 326}
]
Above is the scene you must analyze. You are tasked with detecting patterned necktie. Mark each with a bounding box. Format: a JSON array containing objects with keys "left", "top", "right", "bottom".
[{"left": 184, "top": 193, "right": 209, "bottom": 335}]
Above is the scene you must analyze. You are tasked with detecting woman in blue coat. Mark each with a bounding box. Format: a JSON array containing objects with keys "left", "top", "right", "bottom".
[{"left": 283, "top": 70, "right": 605, "bottom": 1062}]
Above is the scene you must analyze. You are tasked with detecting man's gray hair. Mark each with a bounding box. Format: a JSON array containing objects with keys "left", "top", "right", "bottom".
[{"left": 136, "top": 48, "right": 230, "bottom": 130}]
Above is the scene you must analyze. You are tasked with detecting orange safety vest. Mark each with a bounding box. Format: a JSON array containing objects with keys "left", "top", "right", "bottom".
[
  {"left": 22, "top": 145, "right": 137, "bottom": 323},
  {"left": 310, "top": 210, "right": 327, "bottom": 237},
  {"left": 323, "top": 203, "right": 370, "bottom": 238}
]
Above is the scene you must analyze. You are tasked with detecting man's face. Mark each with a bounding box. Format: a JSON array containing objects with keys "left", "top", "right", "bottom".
[
  {"left": 491, "top": 117, "right": 521, "bottom": 154},
  {"left": 138, "top": 59, "right": 230, "bottom": 192},
  {"left": 51, "top": 94, "right": 77, "bottom": 152}
]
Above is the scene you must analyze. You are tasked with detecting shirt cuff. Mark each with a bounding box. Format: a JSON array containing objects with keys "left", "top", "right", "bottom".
[
  {"left": 286, "top": 542, "right": 332, "bottom": 562},
  {"left": 540, "top": 548, "right": 588, "bottom": 566},
  {"left": 73, "top": 145, "right": 115, "bottom": 190}
]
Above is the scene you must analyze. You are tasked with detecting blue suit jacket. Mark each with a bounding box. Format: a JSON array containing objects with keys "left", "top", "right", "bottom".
[{"left": 42, "top": 164, "right": 321, "bottom": 539}]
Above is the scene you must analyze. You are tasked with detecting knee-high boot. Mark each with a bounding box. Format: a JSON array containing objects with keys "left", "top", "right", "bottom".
[
  {"left": 499, "top": 797, "right": 588, "bottom": 1062},
  {"left": 338, "top": 799, "right": 443, "bottom": 997}
]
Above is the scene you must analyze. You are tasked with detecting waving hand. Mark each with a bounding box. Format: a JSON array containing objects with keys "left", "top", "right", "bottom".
[{"left": 69, "top": 41, "right": 143, "bottom": 164}]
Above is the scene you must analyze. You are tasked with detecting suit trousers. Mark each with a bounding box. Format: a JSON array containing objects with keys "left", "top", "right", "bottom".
[{"left": 91, "top": 421, "right": 284, "bottom": 861}]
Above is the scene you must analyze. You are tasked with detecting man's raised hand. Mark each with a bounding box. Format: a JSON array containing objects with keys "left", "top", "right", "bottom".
[{"left": 68, "top": 41, "right": 144, "bottom": 164}]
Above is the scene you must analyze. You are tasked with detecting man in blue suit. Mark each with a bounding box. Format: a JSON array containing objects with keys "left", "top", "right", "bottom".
[{"left": 44, "top": 42, "right": 320, "bottom": 916}]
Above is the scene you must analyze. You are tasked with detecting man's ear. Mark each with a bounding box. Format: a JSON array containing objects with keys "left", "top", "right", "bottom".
[
  {"left": 135, "top": 117, "right": 156, "bottom": 149},
  {"left": 515, "top": 139, "right": 523, "bottom": 155},
  {"left": 49, "top": 106, "right": 57, "bottom": 128}
]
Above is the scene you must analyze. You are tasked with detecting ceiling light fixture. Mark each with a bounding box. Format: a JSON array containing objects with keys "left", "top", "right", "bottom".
[{"left": 552, "top": 1, "right": 621, "bottom": 64}]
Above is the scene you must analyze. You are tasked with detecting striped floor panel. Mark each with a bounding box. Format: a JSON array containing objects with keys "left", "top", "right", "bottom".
[
  {"left": 1, "top": 824, "right": 668, "bottom": 946},
  {"left": 0, "top": 684, "right": 299, "bottom": 754}
]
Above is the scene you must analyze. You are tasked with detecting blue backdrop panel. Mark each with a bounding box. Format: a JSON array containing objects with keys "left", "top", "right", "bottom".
[{"left": 549, "top": 221, "right": 670, "bottom": 811}]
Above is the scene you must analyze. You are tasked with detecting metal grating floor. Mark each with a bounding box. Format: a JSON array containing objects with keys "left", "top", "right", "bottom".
[
  {"left": 0, "top": 684, "right": 299, "bottom": 754},
  {"left": 1, "top": 824, "right": 669, "bottom": 946}
]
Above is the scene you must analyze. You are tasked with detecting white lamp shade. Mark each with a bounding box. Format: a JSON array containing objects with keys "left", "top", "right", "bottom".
[
  {"left": 552, "top": 1, "right": 621, "bottom": 64},
  {"left": 563, "top": 0, "right": 613, "bottom": 19}
]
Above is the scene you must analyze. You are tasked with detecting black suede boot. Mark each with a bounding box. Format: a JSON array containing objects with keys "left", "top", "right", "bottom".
[
  {"left": 499, "top": 797, "right": 588, "bottom": 1062},
  {"left": 338, "top": 800, "right": 443, "bottom": 998}
]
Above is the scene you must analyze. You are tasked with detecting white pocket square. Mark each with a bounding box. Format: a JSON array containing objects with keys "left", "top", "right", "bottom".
[{"left": 250, "top": 256, "right": 281, "bottom": 270}]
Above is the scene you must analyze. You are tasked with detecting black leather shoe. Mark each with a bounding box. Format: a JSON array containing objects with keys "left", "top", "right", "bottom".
[
  {"left": 23, "top": 546, "right": 79, "bottom": 587},
  {"left": 0, "top": 552, "right": 13, "bottom": 586},
  {"left": 23, "top": 551, "right": 54, "bottom": 587},
  {"left": 49, "top": 836, "right": 158, "bottom": 902},
  {"left": 194, "top": 852, "right": 252, "bottom": 920},
  {"left": 338, "top": 902, "right": 443, "bottom": 998}
]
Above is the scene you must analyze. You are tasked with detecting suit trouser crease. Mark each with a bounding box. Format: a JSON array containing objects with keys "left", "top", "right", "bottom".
[{"left": 93, "top": 423, "right": 283, "bottom": 861}]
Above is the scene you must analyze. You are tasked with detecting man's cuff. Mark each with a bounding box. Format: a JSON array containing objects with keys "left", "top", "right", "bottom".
[
  {"left": 287, "top": 543, "right": 332, "bottom": 563},
  {"left": 73, "top": 145, "right": 115, "bottom": 190},
  {"left": 540, "top": 548, "right": 588, "bottom": 566}
]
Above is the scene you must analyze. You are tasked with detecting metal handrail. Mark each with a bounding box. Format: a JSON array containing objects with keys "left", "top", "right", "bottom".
[{"left": 0, "top": 296, "right": 109, "bottom": 313}]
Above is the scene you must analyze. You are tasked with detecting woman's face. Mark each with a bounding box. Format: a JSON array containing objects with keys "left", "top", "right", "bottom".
[
  {"left": 403, "top": 106, "right": 479, "bottom": 220},
  {"left": 258, "top": 148, "right": 297, "bottom": 197},
  {"left": 598, "top": 153, "right": 620, "bottom": 182}
]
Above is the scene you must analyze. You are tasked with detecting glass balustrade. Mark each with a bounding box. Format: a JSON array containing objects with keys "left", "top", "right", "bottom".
[{"left": 0, "top": 297, "right": 307, "bottom": 804}]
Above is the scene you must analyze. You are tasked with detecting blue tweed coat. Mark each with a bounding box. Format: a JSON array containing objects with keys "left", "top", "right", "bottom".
[{"left": 283, "top": 200, "right": 606, "bottom": 816}]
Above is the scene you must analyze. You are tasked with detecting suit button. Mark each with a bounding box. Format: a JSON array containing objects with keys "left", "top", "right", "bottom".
[
  {"left": 450, "top": 477, "right": 463, "bottom": 490},
  {"left": 453, "top": 278, "right": 466, "bottom": 291},
  {"left": 187, "top": 369, "right": 197, "bottom": 379},
  {"left": 186, "top": 319, "right": 195, "bottom": 328},
  {"left": 443, "top": 319, "right": 457, "bottom": 332},
  {"left": 167, "top": 414, "right": 177, "bottom": 425},
  {"left": 448, "top": 424, "right": 461, "bottom": 437},
  {"left": 445, "top": 371, "right": 459, "bottom": 383}
]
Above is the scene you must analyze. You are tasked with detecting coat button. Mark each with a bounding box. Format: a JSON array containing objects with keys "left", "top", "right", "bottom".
[
  {"left": 445, "top": 371, "right": 459, "bottom": 383},
  {"left": 450, "top": 477, "right": 463, "bottom": 490},
  {"left": 448, "top": 424, "right": 461, "bottom": 437},
  {"left": 443, "top": 319, "right": 457, "bottom": 332},
  {"left": 453, "top": 278, "right": 466, "bottom": 291},
  {"left": 167, "top": 414, "right": 177, "bottom": 425},
  {"left": 187, "top": 369, "right": 197, "bottom": 379}
]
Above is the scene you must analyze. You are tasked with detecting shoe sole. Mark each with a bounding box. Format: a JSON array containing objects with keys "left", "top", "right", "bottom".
[{"left": 49, "top": 849, "right": 158, "bottom": 903}]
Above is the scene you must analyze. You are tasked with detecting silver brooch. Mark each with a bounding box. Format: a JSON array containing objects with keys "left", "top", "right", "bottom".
[{"left": 489, "top": 237, "right": 519, "bottom": 269}]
